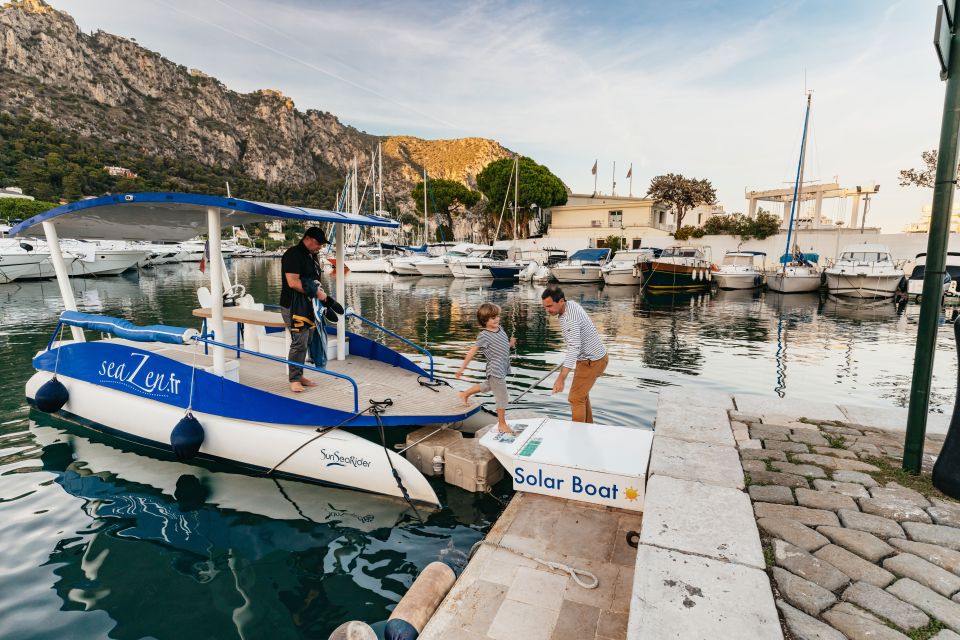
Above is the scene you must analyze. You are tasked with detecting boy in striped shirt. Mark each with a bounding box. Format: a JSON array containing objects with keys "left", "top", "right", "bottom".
[{"left": 456, "top": 302, "right": 516, "bottom": 434}]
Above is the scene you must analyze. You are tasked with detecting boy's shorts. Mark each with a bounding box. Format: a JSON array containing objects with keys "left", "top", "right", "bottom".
[{"left": 480, "top": 376, "right": 509, "bottom": 409}]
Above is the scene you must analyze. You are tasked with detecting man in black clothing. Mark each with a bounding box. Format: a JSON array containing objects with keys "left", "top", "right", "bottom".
[{"left": 280, "top": 227, "right": 329, "bottom": 392}]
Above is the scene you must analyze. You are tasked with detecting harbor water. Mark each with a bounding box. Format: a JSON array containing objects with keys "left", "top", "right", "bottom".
[{"left": 1, "top": 258, "right": 958, "bottom": 639}]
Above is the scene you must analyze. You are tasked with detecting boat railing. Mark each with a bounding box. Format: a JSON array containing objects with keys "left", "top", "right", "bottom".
[
  {"left": 346, "top": 311, "right": 434, "bottom": 381},
  {"left": 192, "top": 336, "right": 360, "bottom": 412}
]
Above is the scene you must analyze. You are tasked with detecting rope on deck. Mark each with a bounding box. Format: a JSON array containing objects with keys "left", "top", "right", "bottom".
[{"left": 469, "top": 539, "right": 599, "bottom": 590}]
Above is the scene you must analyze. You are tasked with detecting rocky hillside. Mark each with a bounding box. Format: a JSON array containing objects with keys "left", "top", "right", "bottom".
[{"left": 0, "top": 0, "right": 513, "bottom": 212}]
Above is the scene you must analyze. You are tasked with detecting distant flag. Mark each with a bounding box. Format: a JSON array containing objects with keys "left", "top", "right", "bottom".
[
  {"left": 591, "top": 160, "right": 598, "bottom": 175},
  {"left": 199, "top": 240, "right": 209, "bottom": 273},
  {"left": 626, "top": 164, "right": 633, "bottom": 179}
]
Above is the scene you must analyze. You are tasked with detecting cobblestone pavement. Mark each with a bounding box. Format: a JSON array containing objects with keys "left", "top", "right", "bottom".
[{"left": 734, "top": 409, "right": 960, "bottom": 640}]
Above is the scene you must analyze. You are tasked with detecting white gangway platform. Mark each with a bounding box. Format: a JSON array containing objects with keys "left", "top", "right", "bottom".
[{"left": 479, "top": 417, "right": 654, "bottom": 512}]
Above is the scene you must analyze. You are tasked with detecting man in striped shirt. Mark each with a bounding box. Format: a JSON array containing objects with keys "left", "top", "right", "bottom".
[{"left": 541, "top": 286, "right": 608, "bottom": 423}]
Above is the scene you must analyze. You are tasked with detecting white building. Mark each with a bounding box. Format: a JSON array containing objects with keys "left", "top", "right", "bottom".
[{"left": 0, "top": 187, "right": 34, "bottom": 200}]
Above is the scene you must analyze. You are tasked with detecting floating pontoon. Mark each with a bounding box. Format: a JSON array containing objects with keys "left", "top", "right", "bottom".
[{"left": 11, "top": 192, "right": 485, "bottom": 506}]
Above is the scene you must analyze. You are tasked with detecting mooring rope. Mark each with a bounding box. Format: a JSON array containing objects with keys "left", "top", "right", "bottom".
[
  {"left": 469, "top": 539, "right": 599, "bottom": 590},
  {"left": 370, "top": 398, "right": 424, "bottom": 523},
  {"left": 263, "top": 404, "right": 378, "bottom": 476}
]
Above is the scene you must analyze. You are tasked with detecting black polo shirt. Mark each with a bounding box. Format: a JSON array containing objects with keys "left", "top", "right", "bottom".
[{"left": 280, "top": 241, "right": 321, "bottom": 308}]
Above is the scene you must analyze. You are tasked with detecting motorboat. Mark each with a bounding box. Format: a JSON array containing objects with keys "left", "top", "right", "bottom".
[
  {"left": 550, "top": 248, "right": 611, "bottom": 283},
  {"left": 0, "top": 238, "right": 56, "bottom": 282},
  {"left": 713, "top": 251, "right": 766, "bottom": 290},
  {"left": 449, "top": 248, "right": 505, "bottom": 279},
  {"left": 600, "top": 248, "right": 656, "bottom": 286},
  {"left": 414, "top": 243, "right": 480, "bottom": 277},
  {"left": 11, "top": 192, "right": 485, "bottom": 507},
  {"left": 57, "top": 239, "right": 149, "bottom": 276},
  {"left": 387, "top": 243, "right": 449, "bottom": 276},
  {"left": 518, "top": 248, "right": 567, "bottom": 283},
  {"left": 905, "top": 252, "right": 960, "bottom": 301},
  {"left": 767, "top": 252, "right": 822, "bottom": 294},
  {"left": 824, "top": 243, "right": 905, "bottom": 299},
  {"left": 640, "top": 245, "right": 713, "bottom": 292},
  {"left": 343, "top": 245, "right": 402, "bottom": 273}
]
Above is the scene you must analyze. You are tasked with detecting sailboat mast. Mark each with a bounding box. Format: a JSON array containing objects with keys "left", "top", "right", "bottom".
[
  {"left": 781, "top": 92, "right": 812, "bottom": 275},
  {"left": 514, "top": 156, "right": 519, "bottom": 245},
  {"left": 423, "top": 167, "right": 428, "bottom": 245}
]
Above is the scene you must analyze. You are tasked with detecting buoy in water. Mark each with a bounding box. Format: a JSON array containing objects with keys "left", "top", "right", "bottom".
[
  {"left": 384, "top": 561, "right": 456, "bottom": 640},
  {"left": 171, "top": 413, "right": 205, "bottom": 461},
  {"left": 35, "top": 377, "right": 69, "bottom": 413}
]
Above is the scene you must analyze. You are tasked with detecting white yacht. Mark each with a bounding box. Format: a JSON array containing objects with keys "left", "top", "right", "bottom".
[
  {"left": 713, "top": 251, "right": 766, "bottom": 290},
  {"left": 343, "top": 245, "right": 401, "bottom": 273},
  {"left": 414, "top": 243, "right": 479, "bottom": 277},
  {"left": 824, "top": 244, "right": 904, "bottom": 299},
  {"left": 0, "top": 238, "right": 56, "bottom": 283},
  {"left": 449, "top": 248, "right": 505, "bottom": 279},
  {"left": 905, "top": 252, "right": 960, "bottom": 300},
  {"left": 55, "top": 239, "right": 149, "bottom": 276},
  {"left": 600, "top": 248, "right": 655, "bottom": 286},
  {"left": 550, "top": 248, "right": 611, "bottom": 283},
  {"left": 767, "top": 252, "right": 822, "bottom": 294}
]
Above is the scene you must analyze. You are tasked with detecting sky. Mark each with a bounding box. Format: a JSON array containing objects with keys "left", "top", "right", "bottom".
[{"left": 48, "top": 0, "right": 945, "bottom": 232}]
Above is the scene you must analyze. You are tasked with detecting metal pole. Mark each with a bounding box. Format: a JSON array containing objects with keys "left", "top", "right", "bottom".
[
  {"left": 904, "top": 24, "right": 960, "bottom": 473},
  {"left": 206, "top": 206, "right": 226, "bottom": 376},
  {"left": 41, "top": 221, "right": 84, "bottom": 343},
  {"left": 781, "top": 93, "right": 812, "bottom": 276}
]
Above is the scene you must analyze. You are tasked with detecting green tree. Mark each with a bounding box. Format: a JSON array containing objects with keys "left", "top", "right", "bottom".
[
  {"left": 646, "top": 173, "right": 716, "bottom": 229},
  {"left": 0, "top": 198, "right": 59, "bottom": 220},
  {"left": 604, "top": 235, "right": 625, "bottom": 252},
  {"left": 899, "top": 150, "right": 945, "bottom": 188},
  {"left": 700, "top": 210, "right": 781, "bottom": 240},
  {"left": 476, "top": 157, "right": 567, "bottom": 239},
  {"left": 411, "top": 178, "right": 480, "bottom": 237},
  {"left": 673, "top": 225, "right": 704, "bottom": 241}
]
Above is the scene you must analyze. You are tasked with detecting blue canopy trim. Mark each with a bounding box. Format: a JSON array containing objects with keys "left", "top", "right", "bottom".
[
  {"left": 59, "top": 311, "right": 198, "bottom": 345},
  {"left": 569, "top": 248, "right": 611, "bottom": 262},
  {"left": 779, "top": 252, "right": 820, "bottom": 264},
  {"left": 10, "top": 192, "right": 399, "bottom": 242}
]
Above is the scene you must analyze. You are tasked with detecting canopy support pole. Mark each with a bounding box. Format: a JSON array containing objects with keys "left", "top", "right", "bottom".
[
  {"left": 336, "top": 222, "right": 345, "bottom": 360},
  {"left": 207, "top": 207, "right": 226, "bottom": 376},
  {"left": 42, "top": 221, "right": 84, "bottom": 343}
]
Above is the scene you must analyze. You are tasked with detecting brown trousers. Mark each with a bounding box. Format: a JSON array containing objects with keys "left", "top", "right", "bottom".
[{"left": 569, "top": 354, "right": 608, "bottom": 423}]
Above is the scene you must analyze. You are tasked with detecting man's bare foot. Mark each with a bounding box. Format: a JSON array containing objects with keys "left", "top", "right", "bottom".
[
  {"left": 290, "top": 381, "right": 305, "bottom": 393},
  {"left": 457, "top": 390, "right": 471, "bottom": 407},
  {"left": 300, "top": 377, "right": 318, "bottom": 388},
  {"left": 498, "top": 423, "right": 514, "bottom": 435}
]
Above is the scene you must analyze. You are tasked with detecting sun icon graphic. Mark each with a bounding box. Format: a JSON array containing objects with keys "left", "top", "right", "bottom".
[{"left": 624, "top": 486, "right": 639, "bottom": 501}]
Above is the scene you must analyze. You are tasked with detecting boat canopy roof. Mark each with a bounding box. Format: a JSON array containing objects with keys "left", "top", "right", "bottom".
[
  {"left": 569, "top": 248, "right": 610, "bottom": 261},
  {"left": 726, "top": 250, "right": 766, "bottom": 256},
  {"left": 9, "top": 192, "right": 399, "bottom": 241},
  {"left": 778, "top": 252, "right": 820, "bottom": 264}
]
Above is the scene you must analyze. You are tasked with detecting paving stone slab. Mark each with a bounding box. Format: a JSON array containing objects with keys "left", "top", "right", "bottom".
[
  {"left": 773, "top": 567, "right": 837, "bottom": 616},
  {"left": 822, "top": 604, "right": 911, "bottom": 640},
  {"left": 859, "top": 497, "right": 932, "bottom": 523},
  {"left": 729, "top": 410, "right": 761, "bottom": 423},
  {"left": 813, "top": 544, "right": 895, "bottom": 588},
  {"left": 889, "top": 538, "right": 960, "bottom": 576},
  {"left": 773, "top": 540, "right": 849, "bottom": 592},
  {"left": 627, "top": 546, "right": 782, "bottom": 639},
  {"left": 734, "top": 395, "right": 847, "bottom": 422},
  {"left": 929, "top": 500, "right": 960, "bottom": 528},
  {"left": 741, "top": 439, "right": 763, "bottom": 449},
  {"left": 794, "top": 454, "right": 880, "bottom": 472},
  {"left": 829, "top": 601, "right": 883, "bottom": 622},
  {"left": 654, "top": 404, "right": 736, "bottom": 447},
  {"left": 640, "top": 475, "right": 764, "bottom": 569},
  {"left": 658, "top": 387, "right": 734, "bottom": 411},
  {"left": 904, "top": 522, "right": 960, "bottom": 551},
  {"left": 830, "top": 471, "right": 878, "bottom": 488},
  {"left": 883, "top": 553, "right": 960, "bottom": 598},
  {"left": 742, "top": 459, "right": 768, "bottom": 473},
  {"left": 763, "top": 440, "right": 813, "bottom": 453},
  {"left": 839, "top": 404, "right": 950, "bottom": 436},
  {"left": 821, "top": 426, "right": 865, "bottom": 437},
  {"left": 812, "top": 479, "right": 870, "bottom": 499},
  {"left": 841, "top": 580, "right": 930, "bottom": 631},
  {"left": 887, "top": 578, "right": 960, "bottom": 633},
  {"left": 931, "top": 630, "right": 960, "bottom": 640},
  {"left": 750, "top": 426, "right": 791, "bottom": 441},
  {"left": 749, "top": 485, "right": 794, "bottom": 505},
  {"left": 755, "top": 503, "right": 840, "bottom": 527},
  {"left": 776, "top": 600, "right": 845, "bottom": 640},
  {"left": 771, "top": 462, "right": 828, "bottom": 479},
  {"left": 870, "top": 485, "right": 931, "bottom": 508},
  {"left": 796, "top": 488, "right": 858, "bottom": 512},
  {"left": 741, "top": 449, "right": 788, "bottom": 461},
  {"left": 849, "top": 442, "right": 883, "bottom": 457},
  {"left": 758, "top": 518, "right": 829, "bottom": 553},
  {"left": 810, "top": 446, "right": 859, "bottom": 459},
  {"left": 817, "top": 526, "right": 895, "bottom": 563},
  {"left": 649, "top": 436, "right": 744, "bottom": 490},
  {"left": 838, "top": 509, "right": 906, "bottom": 539},
  {"left": 749, "top": 470, "right": 810, "bottom": 489},
  {"left": 790, "top": 431, "right": 830, "bottom": 446}
]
